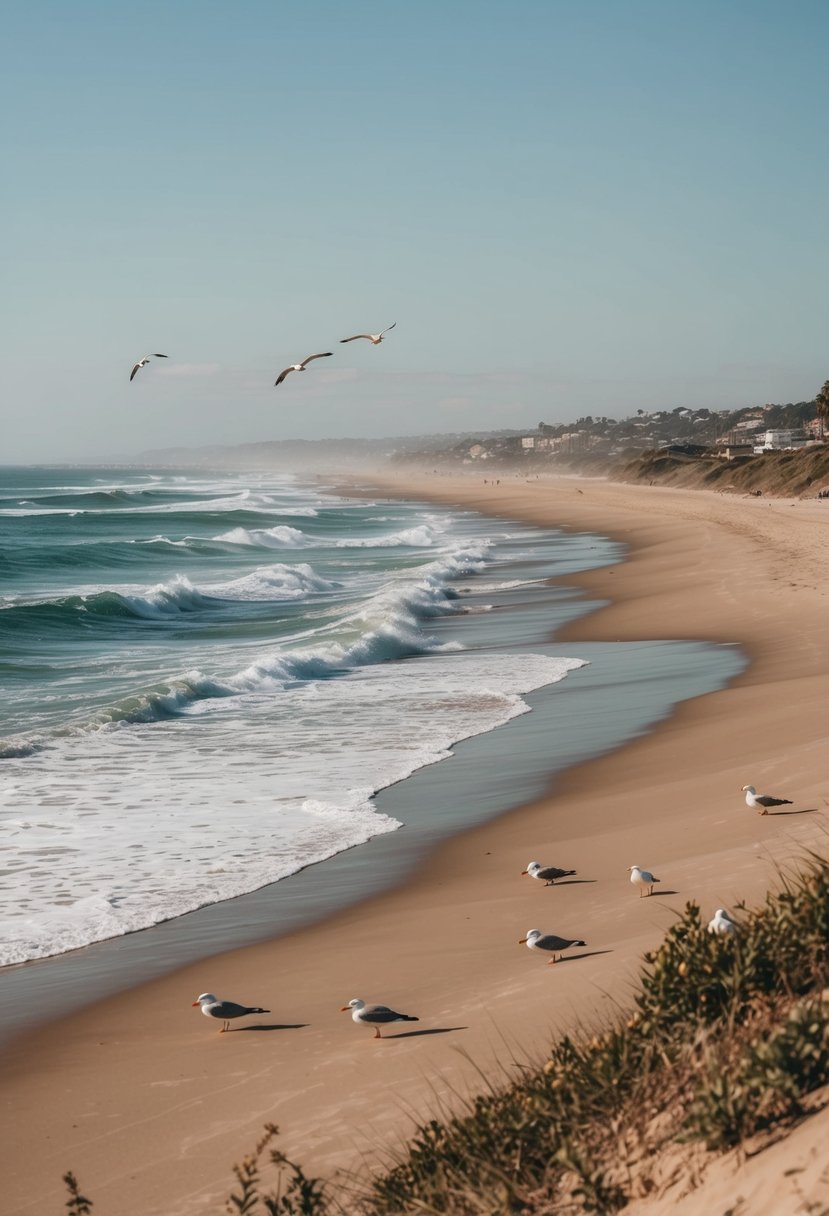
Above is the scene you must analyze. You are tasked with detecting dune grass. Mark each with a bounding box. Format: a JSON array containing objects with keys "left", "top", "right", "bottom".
[{"left": 68, "top": 855, "right": 829, "bottom": 1215}]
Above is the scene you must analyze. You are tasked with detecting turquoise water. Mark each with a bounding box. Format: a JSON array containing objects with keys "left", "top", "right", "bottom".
[{"left": 1, "top": 466, "right": 621, "bottom": 965}]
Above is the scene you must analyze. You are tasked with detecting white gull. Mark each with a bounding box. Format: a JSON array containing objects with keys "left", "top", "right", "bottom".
[
  {"left": 340, "top": 997, "right": 418, "bottom": 1039},
  {"left": 518, "top": 928, "right": 586, "bottom": 964},
  {"left": 339, "top": 322, "right": 396, "bottom": 345},
  {"left": 275, "top": 352, "right": 333, "bottom": 387},
  {"left": 192, "top": 992, "right": 270, "bottom": 1033},
  {"left": 628, "top": 865, "right": 660, "bottom": 897},
  {"left": 522, "top": 860, "right": 577, "bottom": 886},
  {"left": 130, "top": 353, "right": 168, "bottom": 381},
  {"left": 741, "top": 784, "right": 793, "bottom": 814}
]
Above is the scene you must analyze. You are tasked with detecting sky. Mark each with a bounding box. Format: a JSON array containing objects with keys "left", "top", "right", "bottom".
[{"left": 2, "top": 0, "right": 828, "bottom": 462}]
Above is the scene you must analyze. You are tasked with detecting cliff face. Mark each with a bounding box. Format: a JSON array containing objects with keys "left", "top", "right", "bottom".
[{"left": 617, "top": 446, "right": 829, "bottom": 498}]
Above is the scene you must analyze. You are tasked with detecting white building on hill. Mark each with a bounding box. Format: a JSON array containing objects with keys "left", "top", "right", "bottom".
[{"left": 753, "top": 429, "right": 809, "bottom": 453}]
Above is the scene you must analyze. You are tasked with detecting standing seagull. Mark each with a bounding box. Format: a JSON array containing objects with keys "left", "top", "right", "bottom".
[
  {"left": 130, "top": 353, "right": 168, "bottom": 381},
  {"left": 628, "top": 865, "right": 661, "bottom": 897},
  {"left": 708, "top": 908, "right": 738, "bottom": 935},
  {"left": 741, "top": 784, "right": 793, "bottom": 815},
  {"left": 522, "top": 860, "right": 577, "bottom": 886},
  {"left": 339, "top": 322, "right": 396, "bottom": 345},
  {"left": 192, "top": 992, "right": 270, "bottom": 1033},
  {"left": 274, "top": 352, "right": 333, "bottom": 387},
  {"left": 340, "top": 997, "right": 418, "bottom": 1039},
  {"left": 518, "top": 928, "right": 586, "bottom": 964}
]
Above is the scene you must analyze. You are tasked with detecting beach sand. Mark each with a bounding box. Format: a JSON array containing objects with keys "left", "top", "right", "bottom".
[{"left": 2, "top": 475, "right": 827, "bottom": 1216}]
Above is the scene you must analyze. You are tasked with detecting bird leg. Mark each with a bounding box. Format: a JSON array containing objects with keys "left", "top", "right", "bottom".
[{"left": 374, "top": 1028, "right": 382, "bottom": 1039}]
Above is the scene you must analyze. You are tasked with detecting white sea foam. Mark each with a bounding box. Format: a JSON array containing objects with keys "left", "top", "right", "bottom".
[
  {"left": 335, "top": 524, "right": 436, "bottom": 548},
  {"left": 0, "top": 651, "right": 584, "bottom": 964},
  {"left": 211, "top": 563, "right": 338, "bottom": 600},
  {"left": 215, "top": 524, "right": 311, "bottom": 547},
  {"left": 120, "top": 574, "right": 211, "bottom": 617}
]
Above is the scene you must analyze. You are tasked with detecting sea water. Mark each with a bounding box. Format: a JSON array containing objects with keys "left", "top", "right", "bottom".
[{"left": 0, "top": 466, "right": 615, "bottom": 966}]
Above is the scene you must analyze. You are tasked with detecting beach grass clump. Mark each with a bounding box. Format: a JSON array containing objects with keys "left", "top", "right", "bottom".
[
  {"left": 224, "top": 1124, "right": 328, "bottom": 1215},
  {"left": 684, "top": 996, "right": 829, "bottom": 1149}
]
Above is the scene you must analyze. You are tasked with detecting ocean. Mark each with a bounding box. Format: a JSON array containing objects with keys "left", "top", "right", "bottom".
[{"left": 0, "top": 465, "right": 622, "bottom": 968}]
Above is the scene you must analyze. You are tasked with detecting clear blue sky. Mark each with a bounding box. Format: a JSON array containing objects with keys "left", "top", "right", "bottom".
[{"left": 2, "top": 0, "right": 827, "bottom": 461}]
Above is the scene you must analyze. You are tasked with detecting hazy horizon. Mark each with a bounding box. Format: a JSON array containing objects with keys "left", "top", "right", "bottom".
[{"left": 3, "top": 1, "right": 827, "bottom": 463}]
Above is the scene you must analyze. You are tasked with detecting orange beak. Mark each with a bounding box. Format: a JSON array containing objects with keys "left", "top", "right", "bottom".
[
  {"left": 191, "top": 1001, "right": 200, "bottom": 1007},
  {"left": 521, "top": 870, "right": 529, "bottom": 875},
  {"left": 339, "top": 1006, "right": 350, "bottom": 1012},
  {"left": 518, "top": 937, "right": 527, "bottom": 944}
]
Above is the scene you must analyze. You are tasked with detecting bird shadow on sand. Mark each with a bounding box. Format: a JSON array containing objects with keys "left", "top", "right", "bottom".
[
  {"left": 383, "top": 1026, "right": 468, "bottom": 1040},
  {"left": 765, "top": 807, "right": 818, "bottom": 816},
  {"left": 549, "top": 878, "right": 597, "bottom": 887},
  {"left": 553, "top": 949, "right": 613, "bottom": 965},
  {"left": 650, "top": 889, "right": 680, "bottom": 897},
  {"left": 232, "top": 1023, "right": 309, "bottom": 1032}
]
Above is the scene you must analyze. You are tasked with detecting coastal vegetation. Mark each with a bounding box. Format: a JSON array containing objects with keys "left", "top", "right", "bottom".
[{"left": 67, "top": 856, "right": 829, "bottom": 1214}]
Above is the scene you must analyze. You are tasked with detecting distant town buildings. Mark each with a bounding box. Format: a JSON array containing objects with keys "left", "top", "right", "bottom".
[{"left": 752, "top": 428, "right": 810, "bottom": 454}]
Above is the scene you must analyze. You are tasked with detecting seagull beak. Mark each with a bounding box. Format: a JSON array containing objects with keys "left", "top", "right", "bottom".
[
  {"left": 339, "top": 1006, "right": 350, "bottom": 1012},
  {"left": 521, "top": 870, "right": 529, "bottom": 875},
  {"left": 518, "top": 937, "right": 527, "bottom": 944},
  {"left": 191, "top": 1001, "right": 200, "bottom": 1006}
]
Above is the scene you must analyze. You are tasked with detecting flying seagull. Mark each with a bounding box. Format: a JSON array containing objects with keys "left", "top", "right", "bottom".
[
  {"left": 130, "top": 354, "right": 168, "bottom": 381},
  {"left": 522, "top": 860, "right": 577, "bottom": 886},
  {"left": 708, "top": 908, "right": 738, "bottom": 935},
  {"left": 741, "top": 784, "right": 793, "bottom": 815},
  {"left": 192, "top": 992, "right": 270, "bottom": 1033},
  {"left": 339, "top": 322, "right": 396, "bottom": 345},
  {"left": 340, "top": 997, "right": 419, "bottom": 1039},
  {"left": 274, "top": 352, "right": 333, "bottom": 386},
  {"left": 628, "top": 865, "right": 661, "bottom": 897},
  {"left": 518, "top": 928, "right": 586, "bottom": 964}
]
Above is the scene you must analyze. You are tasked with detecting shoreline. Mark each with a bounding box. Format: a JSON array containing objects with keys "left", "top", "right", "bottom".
[
  {"left": 2, "top": 474, "right": 827, "bottom": 1216},
  {"left": 0, "top": 511, "right": 741, "bottom": 1047}
]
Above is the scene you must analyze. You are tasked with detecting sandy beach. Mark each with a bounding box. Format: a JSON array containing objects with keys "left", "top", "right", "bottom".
[{"left": 2, "top": 474, "right": 828, "bottom": 1216}]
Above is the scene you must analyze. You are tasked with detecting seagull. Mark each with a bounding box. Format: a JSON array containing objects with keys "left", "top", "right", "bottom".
[
  {"left": 130, "top": 354, "right": 168, "bottom": 381},
  {"left": 274, "top": 352, "right": 333, "bottom": 387},
  {"left": 340, "top": 997, "right": 419, "bottom": 1039},
  {"left": 339, "top": 322, "right": 396, "bottom": 345},
  {"left": 192, "top": 992, "right": 270, "bottom": 1033},
  {"left": 522, "top": 860, "right": 577, "bottom": 886},
  {"left": 628, "top": 865, "right": 660, "bottom": 897},
  {"left": 708, "top": 908, "right": 738, "bottom": 935},
  {"left": 518, "top": 928, "right": 586, "bottom": 964},
  {"left": 741, "top": 784, "right": 793, "bottom": 815}
]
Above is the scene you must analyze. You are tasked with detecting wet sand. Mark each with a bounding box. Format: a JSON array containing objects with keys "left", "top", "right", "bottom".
[{"left": 2, "top": 474, "right": 827, "bottom": 1216}]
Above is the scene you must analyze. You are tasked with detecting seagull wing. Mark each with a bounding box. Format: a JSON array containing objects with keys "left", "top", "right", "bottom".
[
  {"left": 535, "top": 934, "right": 569, "bottom": 951},
  {"left": 274, "top": 366, "right": 294, "bottom": 386},
  {"left": 152, "top": 353, "right": 169, "bottom": 358},
  {"left": 129, "top": 363, "right": 142, "bottom": 381},
  {"left": 300, "top": 352, "right": 333, "bottom": 367},
  {"left": 339, "top": 334, "right": 373, "bottom": 343},
  {"left": 757, "top": 793, "right": 792, "bottom": 807},
  {"left": 537, "top": 865, "right": 573, "bottom": 882},
  {"left": 361, "top": 1004, "right": 408, "bottom": 1022},
  {"left": 380, "top": 322, "right": 397, "bottom": 335}
]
